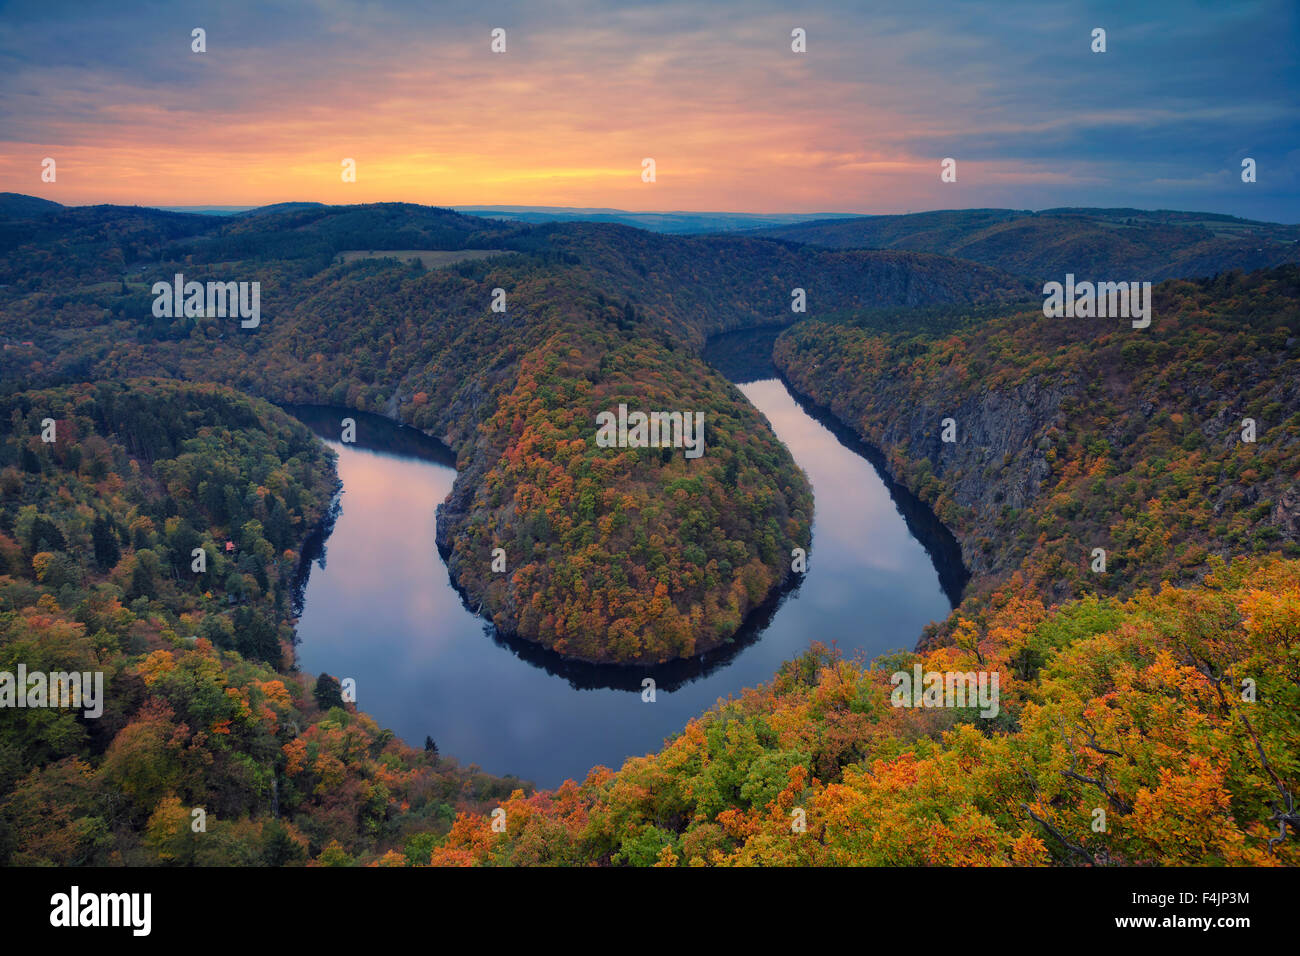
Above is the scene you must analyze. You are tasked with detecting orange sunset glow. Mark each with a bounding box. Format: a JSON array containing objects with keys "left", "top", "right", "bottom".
[{"left": 3, "top": 1, "right": 1295, "bottom": 218}]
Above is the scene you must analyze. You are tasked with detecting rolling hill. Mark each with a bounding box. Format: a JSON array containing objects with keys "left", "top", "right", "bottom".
[
  {"left": 0, "top": 197, "right": 1029, "bottom": 665},
  {"left": 1, "top": 195, "right": 1297, "bottom": 867},
  {"left": 753, "top": 207, "right": 1300, "bottom": 282}
]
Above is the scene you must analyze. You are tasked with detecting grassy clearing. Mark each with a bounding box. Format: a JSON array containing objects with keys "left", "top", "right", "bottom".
[{"left": 336, "top": 249, "right": 505, "bottom": 269}]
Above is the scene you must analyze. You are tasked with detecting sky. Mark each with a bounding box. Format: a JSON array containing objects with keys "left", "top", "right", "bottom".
[{"left": 1, "top": 0, "right": 1297, "bottom": 220}]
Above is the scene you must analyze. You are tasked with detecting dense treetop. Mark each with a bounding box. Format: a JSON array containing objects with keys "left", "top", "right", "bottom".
[
  {"left": 754, "top": 207, "right": 1300, "bottom": 282},
  {"left": 0, "top": 380, "right": 522, "bottom": 864},
  {"left": 775, "top": 266, "right": 1300, "bottom": 638},
  {"left": 428, "top": 554, "right": 1300, "bottom": 866},
  {"left": 0, "top": 199, "right": 1026, "bottom": 663},
  {"left": 2, "top": 199, "right": 1296, "bottom": 866}
]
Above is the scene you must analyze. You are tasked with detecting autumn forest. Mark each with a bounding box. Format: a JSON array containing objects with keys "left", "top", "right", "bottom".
[{"left": 0, "top": 188, "right": 1294, "bottom": 879}]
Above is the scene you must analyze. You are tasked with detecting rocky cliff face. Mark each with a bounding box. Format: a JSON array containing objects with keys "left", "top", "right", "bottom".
[
  {"left": 1274, "top": 484, "right": 1300, "bottom": 539},
  {"left": 776, "top": 350, "right": 1074, "bottom": 582},
  {"left": 773, "top": 270, "right": 1300, "bottom": 628},
  {"left": 875, "top": 380, "right": 1069, "bottom": 576},
  {"left": 783, "top": 338, "right": 1300, "bottom": 604}
]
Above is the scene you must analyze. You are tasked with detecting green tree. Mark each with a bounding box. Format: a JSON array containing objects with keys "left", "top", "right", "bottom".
[
  {"left": 92, "top": 514, "right": 120, "bottom": 571},
  {"left": 314, "top": 673, "right": 345, "bottom": 712}
]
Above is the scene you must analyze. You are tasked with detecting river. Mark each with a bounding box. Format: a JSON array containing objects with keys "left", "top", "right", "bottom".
[{"left": 286, "top": 328, "right": 964, "bottom": 787}]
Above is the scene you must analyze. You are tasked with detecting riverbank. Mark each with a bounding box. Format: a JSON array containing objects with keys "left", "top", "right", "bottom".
[{"left": 286, "top": 363, "right": 956, "bottom": 785}]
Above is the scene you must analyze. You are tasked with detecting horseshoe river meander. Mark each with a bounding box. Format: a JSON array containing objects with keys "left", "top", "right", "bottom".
[{"left": 286, "top": 327, "right": 967, "bottom": 787}]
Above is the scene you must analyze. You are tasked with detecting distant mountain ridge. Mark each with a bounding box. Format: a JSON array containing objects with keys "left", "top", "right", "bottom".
[
  {"left": 0, "top": 195, "right": 847, "bottom": 234},
  {"left": 0, "top": 192, "right": 65, "bottom": 217},
  {"left": 455, "top": 206, "right": 850, "bottom": 234},
  {"left": 752, "top": 207, "right": 1300, "bottom": 281},
  {"left": 7, "top": 192, "right": 1297, "bottom": 278}
]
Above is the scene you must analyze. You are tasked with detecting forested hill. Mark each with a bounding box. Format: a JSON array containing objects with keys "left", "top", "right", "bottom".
[
  {"left": 544, "top": 223, "right": 1031, "bottom": 346},
  {"left": 0, "top": 380, "right": 524, "bottom": 864},
  {"left": 0, "top": 198, "right": 524, "bottom": 289},
  {"left": 773, "top": 266, "right": 1300, "bottom": 638},
  {"left": 751, "top": 207, "right": 1300, "bottom": 282},
  {"left": 2, "top": 196, "right": 1298, "bottom": 867},
  {"left": 428, "top": 553, "right": 1300, "bottom": 866},
  {"left": 0, "top": 198, "right": 1028, "bottom": 665},
  {"left": 420, "top": 266, "right": 1300, "bottom": 868}
]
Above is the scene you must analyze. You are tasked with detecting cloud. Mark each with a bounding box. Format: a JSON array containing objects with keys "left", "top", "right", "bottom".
[{"left": 0, "top": 0, "right": 1295, "bottom": 219}]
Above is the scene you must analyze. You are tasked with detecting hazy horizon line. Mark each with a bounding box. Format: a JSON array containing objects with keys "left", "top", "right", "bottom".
[{"left": 5, "top": 194, "right": 1297, "bottom": 226}]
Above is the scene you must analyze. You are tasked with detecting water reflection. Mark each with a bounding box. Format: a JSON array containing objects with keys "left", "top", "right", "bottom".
[{"left": 286, "top": 337, "right": 963, "bottom": 787}]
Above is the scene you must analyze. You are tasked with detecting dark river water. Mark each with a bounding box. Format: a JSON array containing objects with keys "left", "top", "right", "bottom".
[{"left": 286, "top": 329, "right": 964, "bottom": 787}]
